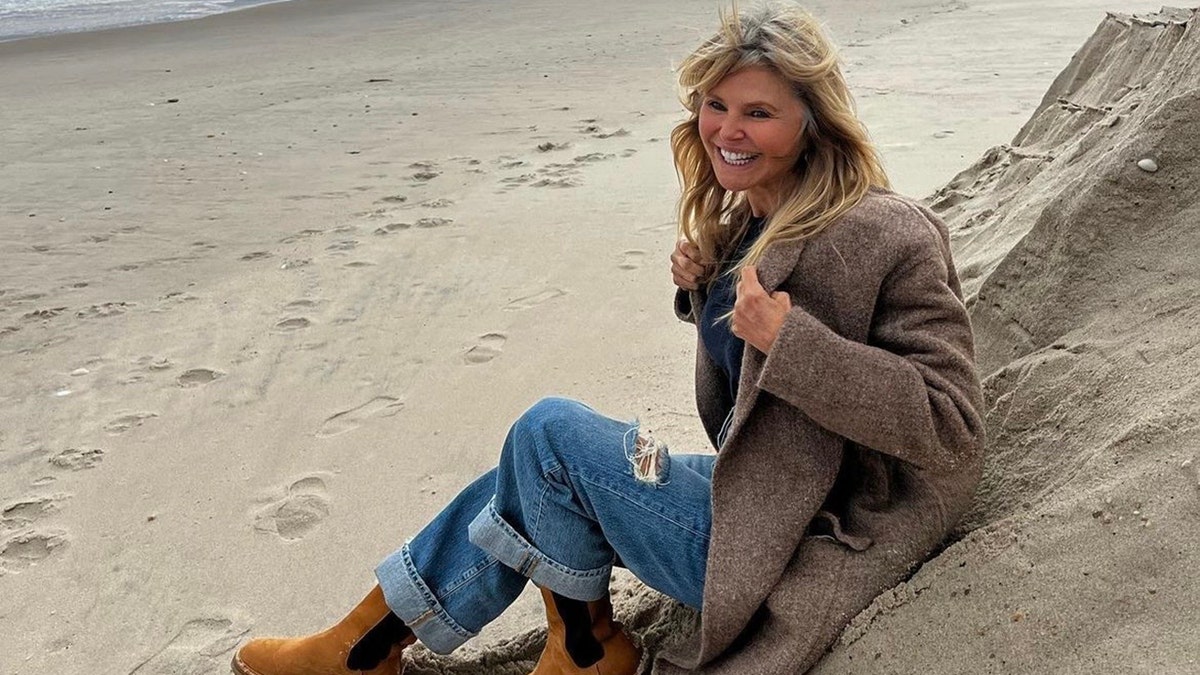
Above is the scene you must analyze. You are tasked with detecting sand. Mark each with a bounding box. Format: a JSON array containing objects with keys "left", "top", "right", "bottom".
[{"left": 0, "top": 1, "right": 1193, "bottom": 674}]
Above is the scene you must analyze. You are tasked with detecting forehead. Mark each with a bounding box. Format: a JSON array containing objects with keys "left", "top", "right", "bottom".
[{"left": 708, "top": 66, "right": 797, "bottom": 103}]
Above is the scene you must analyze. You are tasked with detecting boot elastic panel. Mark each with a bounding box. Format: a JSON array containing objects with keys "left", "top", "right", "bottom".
[
  {"left": 346, "top": 612, "right": 411, "bottom": 670},
  {"left": 551, "top": 593, "right": 604, "bottom": 669}
]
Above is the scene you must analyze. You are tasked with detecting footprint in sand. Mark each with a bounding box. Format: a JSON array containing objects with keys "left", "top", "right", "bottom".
[
  {"left": 277, "top": 228, "right": 324, "bottom": 244},
  {"left": 275, "top": 317, "right": 313, "bottom": 332},
  {"left": 421, "top": 198, "right": 454, "bottom": 208},
  {"left": 0, "top": 494, "right": 70, "bottom": 571},
  {"left": 177, "top": 368, "right": 225, "bottom": 388},
  {"left": 22, "top": 307, "right": 67, "bottom": 321},
  {"left": 316, "top": 397, "right": 404, "bottom": 438},
  {"left": 326, "top": 240, "right": 358, "bottom": 252},
  {"left": 574, "top": 152, "right": 615, "bottom": 163},
  {"left": 284, "top": 299, "right": 320, "bottom": 311},
  {"left": 253, "top": 475, "right": 332, "bottom": 541},
  {"left": 76, "top": 302, "right": 132, "bottom": 319},
  {"left": 619, "top": 250, "right": 647, "bottom": 270},
  {"left": 531, "top": 177, "right": 580, "bottom": 189},
  {"left": 409, "top": 168, "right": 441, "bottom": 182},
  {"left": 128, "top": 616, "right": 249, "bottom": 675},
  {"left": 504, "top": 288, "right": 566, "bottom": 311},
  {"left": 104, "top": 411, "right": 159, "bottom": 434},
  {"left": 2, "top": 494, "right": 71, "bottom": 525},
  {"left": 354, "top": 208, "right": 392, "bottom": 220},
  {"left": 464, "top": 333, "right": 507, "bottom": 364},
  {"left": 239, "top": 251, "right": 272, "bottom": 261},
  {"left": 415, "top": 217, "right": 454, "bottom": 229},
  {"left": 49, "top": 447, "right": 105, "bottom": 471},
  {"left": 500, "top": 174, "right": 535, "bottom": 186},
  {"left": 0, "top": 529, "right": 70, "bottom": 571},
  {"left": 374, "top": 222, "right": 411, "bottom": 235}
]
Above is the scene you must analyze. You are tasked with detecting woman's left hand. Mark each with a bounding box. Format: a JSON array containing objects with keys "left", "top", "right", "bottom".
[{"left": 733, "top": 266, "right": 792, "bottom": 354}]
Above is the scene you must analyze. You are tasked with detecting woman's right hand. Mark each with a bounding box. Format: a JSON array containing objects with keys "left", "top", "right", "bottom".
[{"left": 671, "top": 239, "right": 708, "bottom": 291}]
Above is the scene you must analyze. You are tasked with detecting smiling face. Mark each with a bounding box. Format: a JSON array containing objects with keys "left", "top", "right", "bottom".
[{"left": 698, "top": 66, "right": 809, "bottom": 217}]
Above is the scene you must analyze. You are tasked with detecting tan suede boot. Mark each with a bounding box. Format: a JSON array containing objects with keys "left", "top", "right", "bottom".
[
  {"left": 530, "top": 587, "right": 640, "bottom": 675},
  {"left": 231, "top": 585, "right": 415, "bottom": 675}
]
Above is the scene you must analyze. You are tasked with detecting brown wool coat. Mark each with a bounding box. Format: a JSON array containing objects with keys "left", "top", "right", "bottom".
[{"left": 658, "top": 188, "right": 985, "bottom": 674}]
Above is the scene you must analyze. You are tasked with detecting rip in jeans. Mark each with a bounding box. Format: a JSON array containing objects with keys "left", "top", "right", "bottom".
[{"left": 623, "top": 424, "right": 671, "bottom": 486}]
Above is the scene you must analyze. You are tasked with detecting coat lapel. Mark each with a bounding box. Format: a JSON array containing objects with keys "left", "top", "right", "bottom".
[
  {"left": 754, "top": 237, "right": 805, "bottom": 293},
  {"left": 719, "top": 237, "right": 806, "bottom": 449}
]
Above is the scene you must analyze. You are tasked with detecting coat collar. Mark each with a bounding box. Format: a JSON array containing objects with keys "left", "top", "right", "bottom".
[{"left": 754, "top": 237, "right": 806, "bottom": 293}]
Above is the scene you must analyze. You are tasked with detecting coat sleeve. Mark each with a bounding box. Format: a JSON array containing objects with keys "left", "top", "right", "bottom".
[
  {"left": 675, "top": 288, "right": 703, "bottom": 324},
  {"left": 755, "top": 223, "right": 984, "bottom": 473}
]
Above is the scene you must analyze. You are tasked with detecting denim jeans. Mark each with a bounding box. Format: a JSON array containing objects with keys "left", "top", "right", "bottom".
[{"left": 375, "top": 397, "right": 715, "bottom": 654}]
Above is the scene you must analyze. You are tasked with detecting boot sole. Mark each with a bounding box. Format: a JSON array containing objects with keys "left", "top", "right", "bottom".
[{"left": 229, "top": 653, "right": 265, "bottom": 675}]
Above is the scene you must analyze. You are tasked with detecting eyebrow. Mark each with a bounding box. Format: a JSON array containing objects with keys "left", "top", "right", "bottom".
[{"left": 706, "top": 93, "right": 781, "bottom": 112}]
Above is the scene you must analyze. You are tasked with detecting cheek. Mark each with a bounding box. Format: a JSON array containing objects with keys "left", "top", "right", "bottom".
[{"left": 697, "top": 111, "right": 718, "bottom": 145}]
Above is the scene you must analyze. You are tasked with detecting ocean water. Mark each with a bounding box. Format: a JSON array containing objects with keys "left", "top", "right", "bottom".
[{"left": 0, "top": 0, "right": 288, "bottom": 42}]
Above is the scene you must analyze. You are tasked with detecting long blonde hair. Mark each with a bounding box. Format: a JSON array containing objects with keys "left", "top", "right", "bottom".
[{"left": 671, "top": 2, "right": 890, "bottom": 278}]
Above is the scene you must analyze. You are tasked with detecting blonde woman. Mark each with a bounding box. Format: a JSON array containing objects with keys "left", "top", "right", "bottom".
[{"left": 232, "top": 3, "right": 983, "bottom": 674}]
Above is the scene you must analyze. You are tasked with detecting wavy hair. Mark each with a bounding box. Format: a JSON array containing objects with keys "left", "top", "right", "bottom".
[{"left": 671, "top": 2, "right": 890, "bottom": 279}]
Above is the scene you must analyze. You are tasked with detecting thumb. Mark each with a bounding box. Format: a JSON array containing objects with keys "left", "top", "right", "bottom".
[{"left": 741, "top": 265, "right": 760, "bottom": 288}]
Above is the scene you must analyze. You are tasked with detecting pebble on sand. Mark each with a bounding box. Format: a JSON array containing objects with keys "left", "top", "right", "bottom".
[{"left": 1137, "top": 158, "right": 1159, "bottom": 173}]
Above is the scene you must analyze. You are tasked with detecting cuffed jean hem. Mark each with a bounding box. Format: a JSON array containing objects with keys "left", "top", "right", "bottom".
[
  {"left": 467, "top": 498, "right": 612, "bottom": 602},
  {"left": 375, "top": 543, "right": 476, "bottom": 655}
]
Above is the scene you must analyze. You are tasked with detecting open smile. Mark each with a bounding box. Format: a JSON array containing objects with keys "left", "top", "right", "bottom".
[{"left": 718, "top": 147, "right": 761, "bottom": 167}]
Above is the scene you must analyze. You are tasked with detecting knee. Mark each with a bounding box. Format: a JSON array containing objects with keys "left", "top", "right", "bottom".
[
  {"left": 509, "top": 397, "right": 598, "bottom": 459},
  {"left": 515, "top": 397, "right": 586, "bottom": 437}
]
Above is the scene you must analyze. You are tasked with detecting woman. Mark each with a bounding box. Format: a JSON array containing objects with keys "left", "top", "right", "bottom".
[{"left": 232, "top": 3, "right": 983, "bottom": 674}]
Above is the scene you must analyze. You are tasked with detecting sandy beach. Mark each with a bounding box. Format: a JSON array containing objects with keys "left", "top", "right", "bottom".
[{"left": 1, "top": 1, "right": 1194, "bottom": 673}]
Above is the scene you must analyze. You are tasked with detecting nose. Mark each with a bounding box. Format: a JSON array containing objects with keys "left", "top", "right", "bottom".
[{"left": 717, "top": 115, "right": 747, "bottom": 143}]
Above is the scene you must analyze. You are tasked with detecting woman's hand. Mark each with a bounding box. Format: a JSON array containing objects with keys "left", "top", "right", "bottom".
[
  {"left": 671, "top": 239, "right": 709, "bottom": 291},
  {"left": 733, "top": 266, "right": 792, "bottom": 353}
]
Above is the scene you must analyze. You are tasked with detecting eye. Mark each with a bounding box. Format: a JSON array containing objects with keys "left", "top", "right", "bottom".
[
  {"left": 748, "top": 109, "right": 772, "bottom": 119},
  {"left": 705, "top": 99, "right": 727, "bottom": 112}
]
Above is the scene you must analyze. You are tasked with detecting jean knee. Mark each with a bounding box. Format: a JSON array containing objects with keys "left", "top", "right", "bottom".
[
  {"left": 512, "top": 397, "right": 616, "bottom": 469},
  {"left": 510, "top": 397, "right": 582, "bottom": 458},
  {"left": 519, "top": 397, "right": 586, "bottom": 429}
]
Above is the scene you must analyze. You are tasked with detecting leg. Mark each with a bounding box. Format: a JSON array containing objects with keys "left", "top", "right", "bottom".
[
  {"left": 375, "top": 468, "right": 529, "bottom": 654},
  {"left": 468, "top": 397, "right": 714, "bottom": 609}
]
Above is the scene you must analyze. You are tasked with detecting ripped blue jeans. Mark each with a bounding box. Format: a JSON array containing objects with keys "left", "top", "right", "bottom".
[{"left": 375, "top": 397, "right": 714, "bottom": 654}]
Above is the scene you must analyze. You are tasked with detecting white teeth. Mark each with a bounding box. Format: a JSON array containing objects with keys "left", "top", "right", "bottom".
[{"left": 720, "top": 149, "right": 758, "bottom": 165}]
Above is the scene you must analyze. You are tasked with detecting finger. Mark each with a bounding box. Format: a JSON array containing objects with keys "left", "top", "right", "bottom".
[
  {"left": 673, "top": 244, "right": 702, "bottom": 265},
  {"left": 673, "top": 268, "right": 699, "bottom": 289},
  {"left": 672, "top": 259, "right": 702, "bottom": 281},
  {"left": 735, "top": 273, "right": 757, "bottom": 300},
  {"left": 771, "top": 291, "right": 792, "bottom": 309}
]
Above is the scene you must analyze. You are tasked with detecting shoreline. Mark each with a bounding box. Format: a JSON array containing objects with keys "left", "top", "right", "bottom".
[{"left": 0, "top": 0, "right": 302, "bottom": 45}]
